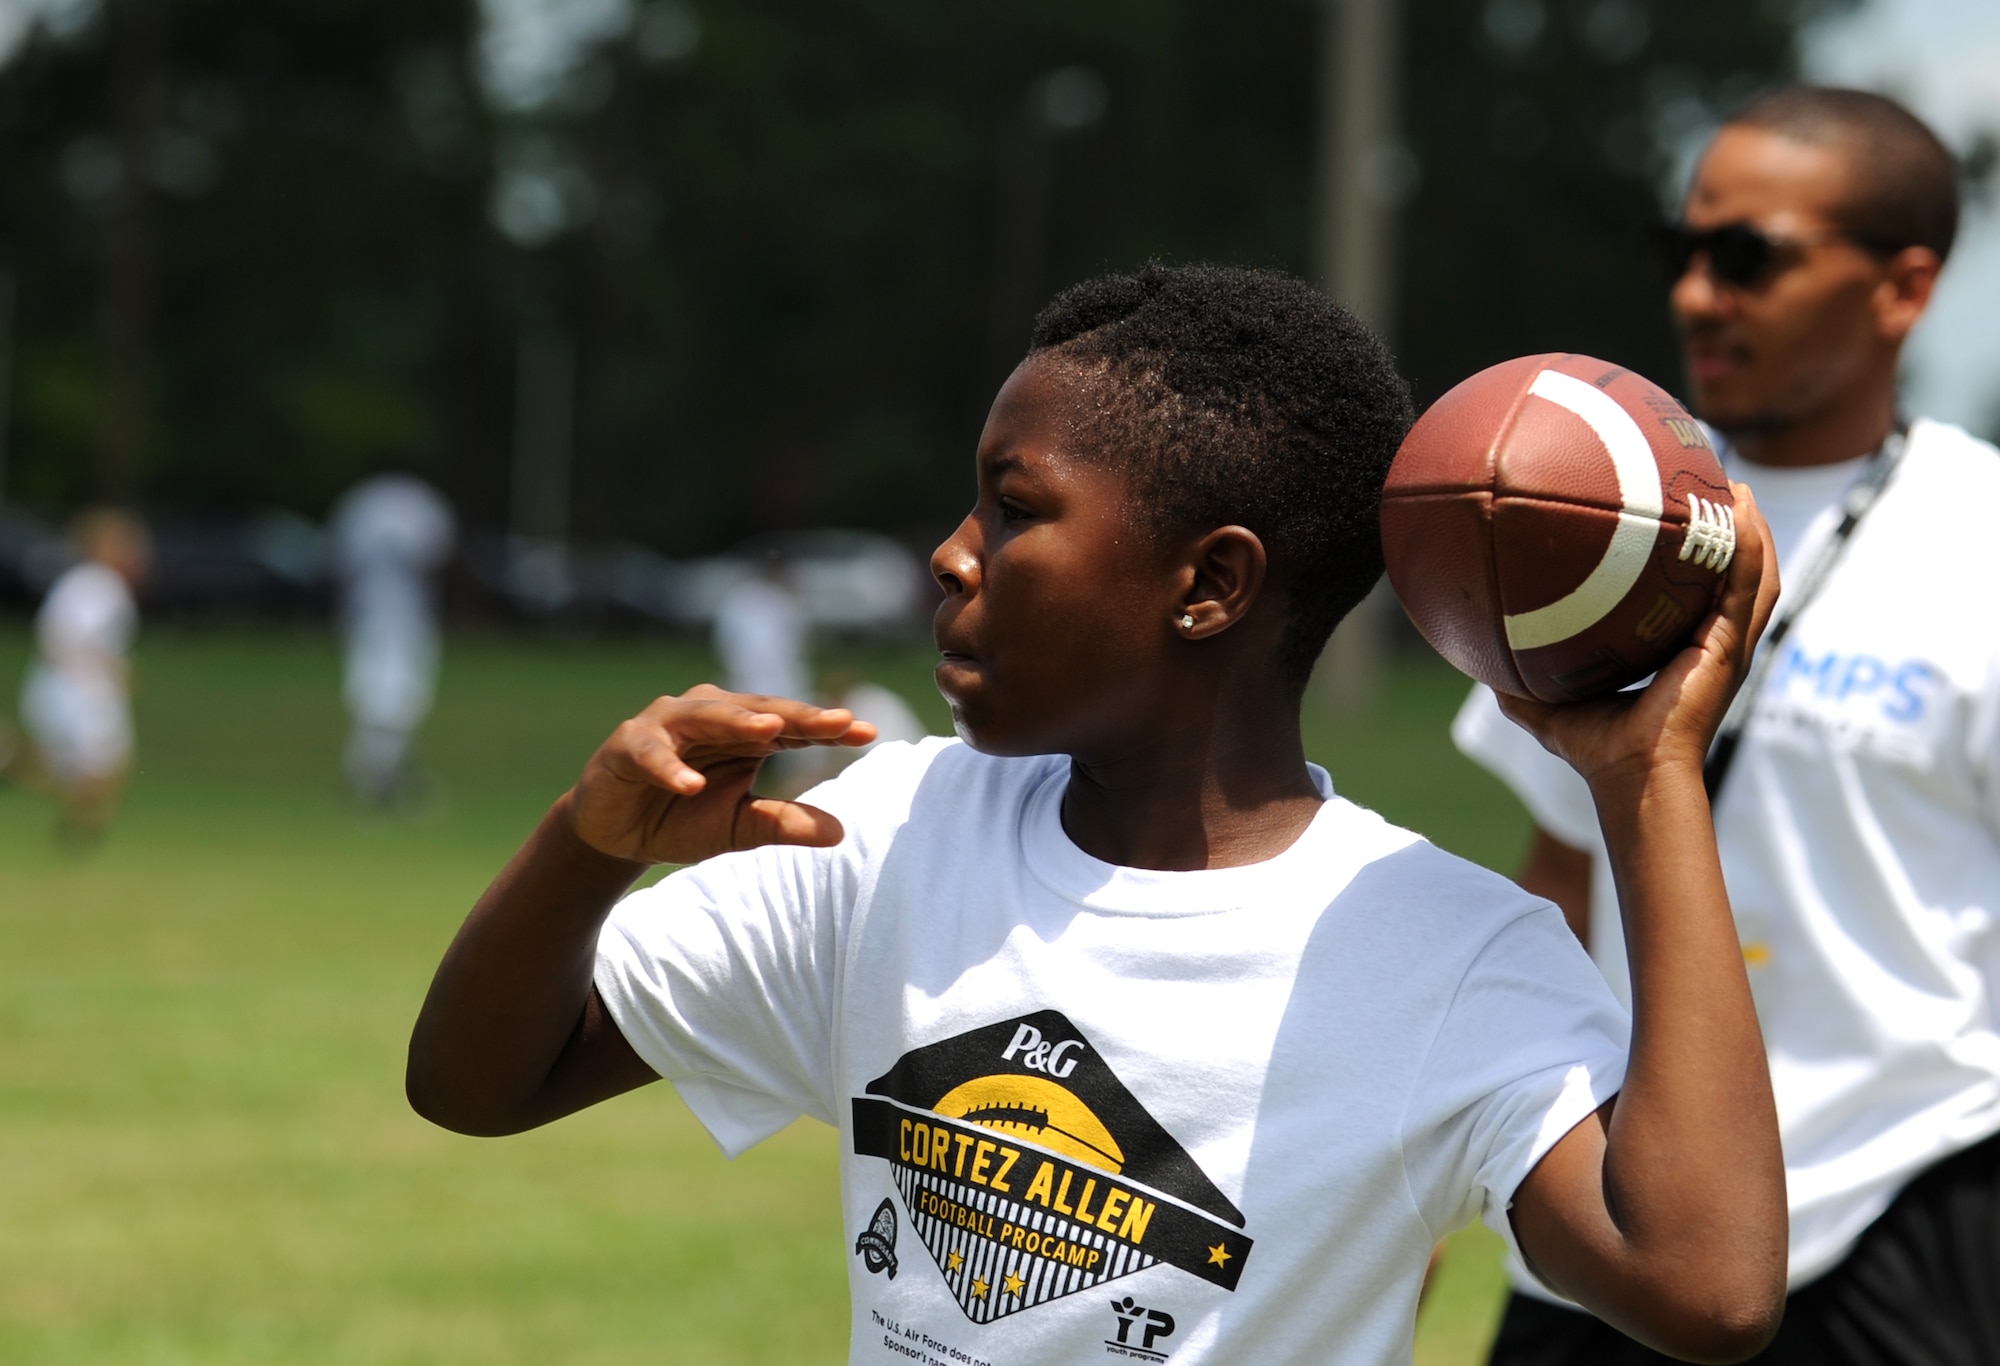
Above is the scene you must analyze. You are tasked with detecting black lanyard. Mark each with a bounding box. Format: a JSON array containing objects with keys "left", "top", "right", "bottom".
[{"left": 1702, "top": 420, "right": 1911, "bottom": 800}]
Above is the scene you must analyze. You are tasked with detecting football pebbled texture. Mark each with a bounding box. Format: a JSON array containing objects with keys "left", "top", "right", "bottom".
[{"left": 1380, "top": 353, "right": 1736, "bottom": 702}]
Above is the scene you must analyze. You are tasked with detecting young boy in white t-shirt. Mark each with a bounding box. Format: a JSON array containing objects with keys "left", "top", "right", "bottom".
[{"left": 408, "top": 265, "right": 1786, "bottom": 1365}]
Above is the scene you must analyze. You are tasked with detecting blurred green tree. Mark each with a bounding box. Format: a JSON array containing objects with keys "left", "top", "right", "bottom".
[
  {"left": 0, "top": 0, "right": 490, "bottom": 516},
  {"left": 1394, "top": 0, "right": 1854, "bottom": 403},
  {"left": 0, "top": 0, "right": 1851, "bottom": 557},
  {"left": 514, "top": 0, "right": 1324, "bottom": 551}
]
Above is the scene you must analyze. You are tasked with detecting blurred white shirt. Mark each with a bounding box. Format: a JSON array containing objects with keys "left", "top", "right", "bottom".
[
  {"left": 330, "top": 474, "right": 456, "bottom": 729},
  {"left": 22, "top": 562, "right": 137, "bottom": 779},
  {"left": 714, "top": 575, "right": 808, "bottom": 701}
]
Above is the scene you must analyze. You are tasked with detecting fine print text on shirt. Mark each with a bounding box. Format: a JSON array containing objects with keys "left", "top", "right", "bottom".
[{"left": 872, "top": 1308, "right": 994, "bottom": 1366}]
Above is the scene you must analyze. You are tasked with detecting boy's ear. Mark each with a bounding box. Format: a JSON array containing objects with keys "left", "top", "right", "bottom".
[{"left": 1175, "top": 525, "right": 1267, "bottom": 638}]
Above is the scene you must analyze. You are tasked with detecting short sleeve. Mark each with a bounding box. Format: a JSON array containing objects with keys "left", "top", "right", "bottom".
[
  {"left": 1451, "top": 685, "right": 1599, "bottom": 851},
  {"left": 593, "top": 739, "right": 944, "bottom": 1158},
  {"left": 1401, "top": 905, "right": 1630, "bottom": 1261},
  {"left": 595, "top": 841, "right": 847, "bottom": 1155}
]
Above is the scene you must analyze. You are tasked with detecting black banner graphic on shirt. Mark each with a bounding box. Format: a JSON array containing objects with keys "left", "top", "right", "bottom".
[{"left": 851, "top": 1011, "right": 1253, "bottom": 1325}]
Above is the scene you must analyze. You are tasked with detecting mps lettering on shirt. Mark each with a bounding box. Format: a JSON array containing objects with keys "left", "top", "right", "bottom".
[
  {"left": 1729, "top": 432, "right": 1969, "bottom": 774},
  {"left": 594, "top": 739, "right": 1629, "bottom": 1365}
]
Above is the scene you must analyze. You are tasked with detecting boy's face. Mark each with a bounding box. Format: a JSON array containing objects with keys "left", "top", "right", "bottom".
[{"left": 931, "top": 357, "right": 1181, "bottom": 757}]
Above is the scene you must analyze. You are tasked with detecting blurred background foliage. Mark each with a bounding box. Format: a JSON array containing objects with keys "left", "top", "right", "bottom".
[{"left": 0, "top": 0, "right": 1851, "bottom": 558}]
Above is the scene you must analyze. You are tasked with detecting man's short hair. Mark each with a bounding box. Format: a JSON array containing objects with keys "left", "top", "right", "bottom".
[
  {"left": 1027, "top": 262, "right": 1413, "bottom": 688},
  {"left": 1728, "top": 86, "right": 1960, "bottom": 263}
]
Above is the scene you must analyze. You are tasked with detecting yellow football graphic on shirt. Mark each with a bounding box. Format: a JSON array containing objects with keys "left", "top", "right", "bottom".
[
  {"left": 853, "top": 1010, "right": 1253, "bottom": 1325},
  {"left": 932, "top": 1073, "right": 1125, "bottom": 1173}
]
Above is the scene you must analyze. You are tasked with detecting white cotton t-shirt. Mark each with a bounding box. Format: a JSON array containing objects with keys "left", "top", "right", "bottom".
[
  {"left": 596, "top": 737, "right": 1629, "bottom": 1366},
  {"left": 1454, "top": 418, "right": 2000, "bottom": 1292}
]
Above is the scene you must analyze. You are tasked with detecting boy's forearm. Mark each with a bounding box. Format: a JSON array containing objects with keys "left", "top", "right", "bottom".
[
  {"left": 1582, "top": 757, "right": 1785, "bottom": 1349},
  {"left": 406, "top": 793, "right": 650, "bottom": 1135}
]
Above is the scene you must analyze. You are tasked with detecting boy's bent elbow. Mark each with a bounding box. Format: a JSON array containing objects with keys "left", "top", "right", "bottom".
[
  {"left": 404, "top": 1053, "right": 531, "bottom": 1138},
  {"left": 1615, "top": 1264, "right": 1785, "bottom": 1364},
  {"left": 406, "top": 1066, "right": 474, "bottom": 1136},
  {"left": 1670, "top": 1292, "right": 1784, "bottom": 1364},
  {"left": 404, "top": 993, "right": 654, "bottom": 1136}
]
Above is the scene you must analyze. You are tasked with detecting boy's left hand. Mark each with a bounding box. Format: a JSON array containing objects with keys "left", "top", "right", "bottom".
[
  {"left": 1496, "top": 484, "right": 1779, "bottom": 792},
  {"left": 567, "top": 685, "right": 879, "bottom": 867}
]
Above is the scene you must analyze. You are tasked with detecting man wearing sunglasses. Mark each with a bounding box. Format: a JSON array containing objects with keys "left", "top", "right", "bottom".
[{"left": 1455, "top": 87, "right": 2000, "bottom": 1365}]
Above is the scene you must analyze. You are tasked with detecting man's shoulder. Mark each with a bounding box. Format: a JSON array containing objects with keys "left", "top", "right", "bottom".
[
  {"left": 1702, "top": 416, "right": 2000, "bottom": 490},
  {"left": 1871, "top": 419, "right": 2000, "bottom": 580},
  {"left": 1897, "top": 418, "right": 2000, "bottom": 502},
  {"left": 1888, "top": 420, "right": 2000, "bottom": 516}
]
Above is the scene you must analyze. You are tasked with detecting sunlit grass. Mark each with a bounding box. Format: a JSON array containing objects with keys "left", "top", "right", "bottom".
[{"left": 0, "top": 623, "right": 1522, "bottom": 1362}]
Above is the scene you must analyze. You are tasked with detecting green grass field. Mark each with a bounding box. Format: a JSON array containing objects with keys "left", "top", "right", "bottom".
[{"left": 0, "top": 623, "right": 1530, "bottom": 1363}]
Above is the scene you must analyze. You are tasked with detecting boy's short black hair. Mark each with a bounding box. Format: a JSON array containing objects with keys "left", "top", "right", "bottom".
[
  {"left": 1027, "top": 262, "right": 1413, "bottom": 688},
  {"left": 1728, "top": 86, "right": 1959, "bottom": 262}
]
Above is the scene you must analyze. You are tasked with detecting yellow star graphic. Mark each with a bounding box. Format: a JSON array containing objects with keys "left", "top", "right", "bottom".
[
  {"left": 1207, "top": 1242, "right": 1233, "bottom": 1267},
  {"left": 1002, "top": 1270, "right": 1027, "bottom": 1297},
  {"left": 947, "top": 1249, "right": 964, "bottom": 1273},
  {"left": 971, "top": 1276, "right": 990, "bottom": 1299}
]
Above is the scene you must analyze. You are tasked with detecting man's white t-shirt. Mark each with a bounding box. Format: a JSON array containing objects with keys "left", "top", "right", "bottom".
[
  {"left": 20, "top": 561, "right": 138, "bottom": 778},
  {"left": 1454, "top": 418, "right": 2000, "bottom": 1292},
  {"left": 596, "top": 738, "right": 1630, "bottom": 1366}
]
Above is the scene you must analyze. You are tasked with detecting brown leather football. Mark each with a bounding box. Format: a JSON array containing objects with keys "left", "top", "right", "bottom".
[{"left": 1380, "top": 353, "right": 1737, "bottom": 702}]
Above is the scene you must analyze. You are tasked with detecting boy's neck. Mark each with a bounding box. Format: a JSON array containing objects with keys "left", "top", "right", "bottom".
[{"left": 1058, "top": 713, "right": 1321, "bottom": 872}]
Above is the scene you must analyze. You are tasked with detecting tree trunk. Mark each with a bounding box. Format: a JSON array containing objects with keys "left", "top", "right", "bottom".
[{"left": 94, "top": 0, "right": 169, "bottom": 505}]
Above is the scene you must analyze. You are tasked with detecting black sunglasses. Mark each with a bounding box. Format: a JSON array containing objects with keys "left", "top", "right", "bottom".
[{"left": 1656, "top": 221, "right": 1907, "bottom": 287}]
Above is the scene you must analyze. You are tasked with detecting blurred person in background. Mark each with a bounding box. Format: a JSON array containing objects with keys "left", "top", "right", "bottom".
[
  {"left": 1456, "top": 88, "right": 2000, "bottom": 1365},
  {"left": 714, "top": 556, "right": 812, "bottom": 791},
  {"left": 713, "top": 554, "right": 809, "bottom": 701},
  {"left": 13, "top": 509, "right": 152, "bottom": 846},
  {"left": 330, "top": 472, "right": 456, "bottom": 809}
]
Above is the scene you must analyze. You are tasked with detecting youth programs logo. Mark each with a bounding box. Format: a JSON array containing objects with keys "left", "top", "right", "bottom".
[{"left": 851, "top": 1011, "right": 1252, "bottom": 1324}]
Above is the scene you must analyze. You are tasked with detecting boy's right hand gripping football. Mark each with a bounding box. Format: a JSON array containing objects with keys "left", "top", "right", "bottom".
[
  {"left": 1492, "top": 487, "right": 1789, "bottom": 1362},
  {"left": 567, "top": 685, "right": 878, "bottom": 866},
  {"left": 1495, "top": 482, "right": 1779, "bottom": 786}
]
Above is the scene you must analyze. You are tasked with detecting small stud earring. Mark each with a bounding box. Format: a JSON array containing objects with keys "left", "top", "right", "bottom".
[{"left": 1180, "top": 613, "right": 1196, "bottom": 631}]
